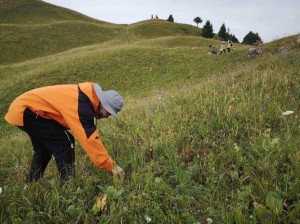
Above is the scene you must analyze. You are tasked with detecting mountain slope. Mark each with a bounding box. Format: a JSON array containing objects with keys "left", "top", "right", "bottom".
[
  {"left": 1, "top": 36, "right": 299, "bottom": 223},
  {"left": 0, "top": 0, "right": 205, "bottom": 64},
  {"left": 0, "top": 21, "right": 127, "bottom": 64},
  {"left": 127, "top": 19, "right": 201, "bottom": 40},
  {"left": 0, "top": 0, "right": 107, "bottom": 24},
  {"left": 1, "top": 1, "right": 300, "bottom": 223},
  {"left": 0, "top": 0, "right": 128, "bottom": 64}
]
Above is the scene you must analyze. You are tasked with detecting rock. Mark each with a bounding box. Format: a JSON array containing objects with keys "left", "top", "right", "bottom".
[
  {"left": 278, "top": 45, "right": 291, "bottom": 54},
  {"left": 248, "top": 47, "right": 264, "bottom": 59}
]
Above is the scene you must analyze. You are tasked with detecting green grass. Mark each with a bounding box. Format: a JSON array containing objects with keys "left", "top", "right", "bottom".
[
  {"left": 0, "top": 42, "right": 246, "bottom": 119},
  {"left": 0, "top": 22, "right": 126, "bottom": 64},
  {"left": 0, "top": 0, "right": 105, "bottom": 24},
  {"left": 0, "top": 0, "right": 128, "bottom": 64},
  {"left": 127, "top": 19, "right": 201, "bottom": 40},
  {"left": 1, "top": 0, "right": 300, "bottom": 223},
  {"left": 0, "top": 0, "right": 203, "bottom": 65}
]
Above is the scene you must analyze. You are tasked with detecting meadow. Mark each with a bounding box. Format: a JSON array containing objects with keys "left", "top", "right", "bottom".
[{"left": 0, "top": 1, "right": 300, "bottom": 223}]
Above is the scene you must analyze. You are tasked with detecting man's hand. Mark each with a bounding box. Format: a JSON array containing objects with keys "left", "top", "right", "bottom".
[{"left": 112, "top": 164, "right": 124, "bottom": 176}]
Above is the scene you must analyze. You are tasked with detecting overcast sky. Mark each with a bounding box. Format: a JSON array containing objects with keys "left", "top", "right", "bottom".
[{"left": 43, "top": 0, "right": 300, "bottom": 43}]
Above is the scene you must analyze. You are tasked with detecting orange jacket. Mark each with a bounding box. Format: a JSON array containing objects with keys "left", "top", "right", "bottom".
[{"left": 5, "top": 82, "right": 114, "bottom": 171}]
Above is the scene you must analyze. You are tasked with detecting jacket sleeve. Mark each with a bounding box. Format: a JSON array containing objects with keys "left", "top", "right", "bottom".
[{"left": 61, "top": 107, "right": 114, "bottom": 172}]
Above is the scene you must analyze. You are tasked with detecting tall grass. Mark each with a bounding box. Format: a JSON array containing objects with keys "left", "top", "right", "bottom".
[
  {"left": 1, "top": 0, "right": 300, "bottom": 223},
  {"left": 1, "top": 47, "right": 299, "bottom": 223}
]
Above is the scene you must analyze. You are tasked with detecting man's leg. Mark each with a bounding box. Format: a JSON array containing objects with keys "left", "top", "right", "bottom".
[
  {"left": 23, "top": 108, "right": 75, "bottom": 181},
  {"left": 26, "top": 137, "right": 52, "bottom": 182},
  {"left": 45, "top": 131, "right": 75, "bottom": 180}
]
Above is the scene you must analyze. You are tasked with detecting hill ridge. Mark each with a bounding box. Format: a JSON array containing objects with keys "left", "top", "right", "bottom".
[
  {"left": 0, "top": 0, "right": 207, "bottom": 64},
  {"left": 0, "top": 20, "right": 124, "bottom": 27}
]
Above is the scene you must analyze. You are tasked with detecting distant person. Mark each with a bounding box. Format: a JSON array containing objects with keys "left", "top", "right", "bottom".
[
  {"left": 227, "top": 40, "right": 233, "bottom": 53},
  {"left": 220, "top": 41, "right": 226, "bottom": 55},
  {"left": 151, "top": 14, "right": 154, "bottom": 19},
  {"left": 211, "top": 46, "right": 217, "bottom": 54},
  {"left": 155, "top": 15, "right": 159, "bottom": 19},
  {"left": 254, "top": 39, "right": 261, "bottom": 46},
  {"left": 5, "top": 82, "right": 124, "bottom": 182}
]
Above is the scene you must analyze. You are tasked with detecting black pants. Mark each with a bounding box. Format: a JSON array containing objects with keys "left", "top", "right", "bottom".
[{"left": 21, "top": 108, "right": 75, "bottom": 181}]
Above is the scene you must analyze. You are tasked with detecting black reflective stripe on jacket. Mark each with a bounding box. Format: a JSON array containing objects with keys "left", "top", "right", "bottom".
[{"left": 78, "top": 86, "right": 96, "bottom": 138}]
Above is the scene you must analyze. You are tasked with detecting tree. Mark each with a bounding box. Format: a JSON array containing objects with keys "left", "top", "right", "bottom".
[
  {"left": 202, "top": 20, "right": 214, "bottom": 38},
  {"left": 167, "top": 14, "right": 174, "bottom": 22},
  {"left": 242, "top": 31, "right": 262, "bottom": 45},
  {"left": 193, "top": 17, "right": 202, "bottom": 27},
  {"left": 228, "top": 34, "right": 239, "bottom": 43},
  {"left": 218, "top": 23, "right": 239, "bottom": 43},
  {"left": 218, "top": 23, "right": 228, "bottom": 40}
]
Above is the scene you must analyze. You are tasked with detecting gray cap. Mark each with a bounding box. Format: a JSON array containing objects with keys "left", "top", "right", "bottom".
[{"left": 93, "top": 83, "right": 123, "bottom": 118}]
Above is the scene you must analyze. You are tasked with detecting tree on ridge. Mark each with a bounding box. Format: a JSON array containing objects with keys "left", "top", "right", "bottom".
[{"left": 193, "top": 17, "right": 203, "bottom": 27}]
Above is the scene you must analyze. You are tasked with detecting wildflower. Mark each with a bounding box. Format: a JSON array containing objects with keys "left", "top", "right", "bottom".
[
  {"left": 0, "top": 187, "right": 3, "bottom": 194},
  {"left": 207, "top": 218, "right": 213, "bottom": 223},
  {"left": 282, "top": 110, "right": 294, "bottom": 116},
  {"left": 265, "top": 215, "right": 270, "bottom": 221},
  {"left": 81, "top": 166, "right": 88, "bottom": 172},
  {"left": 145, "top": 215, "right": 152, "bottom": 223},
  {"left": 250, "top": 215, "right": 253, "bottom": 219},
  {"left": 242, "top": 142, "right": 250, "bottom": 149}
]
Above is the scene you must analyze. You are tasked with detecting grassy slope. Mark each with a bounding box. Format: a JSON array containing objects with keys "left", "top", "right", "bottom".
[
  {"left": 1, "top": 1, "right": 300, "bottom": 223},
  {"left": 0, "top": 40, "right": 247, "bottom": 120},
  {"left": 127, "top": 19, "right": 201, "bottom": 40},
  {"left": 0, "top": 0, "right": 126, "bottom": 64},
  {"left": 0, "top": 22, "right": 127, "bottom": 64},
  {"left": 0, "top": 1, "right": 203, "bottom": 65},
  {"left": 0, "top": 0, "right": 107, "bottom": 24}
]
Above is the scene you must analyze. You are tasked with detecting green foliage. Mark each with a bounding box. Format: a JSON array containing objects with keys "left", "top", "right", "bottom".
[
  {"left": 218, "top": 23, "right": 228, "bottom": 40},
  {"left": 193, "top": 17, "right": 202, "bottom": 27},
  {"left": 242, "top": 31, "right": 262, "bottom": 45},
  {"left": 266, "top": 191, "right": 283, "bottom": 215},
  {"left": 167, "top": 14, "right": 174, "bottom": 23},
  {"left": 201, "top": 20, "right": 214, "bottom": 38},
  {"left": 1, "top": 0, "right": 300, "bottom": 223},
  {"left": 218, "top": 23, "right": 239, "bottom": 43},
  {"left": 228, "top": 34, "right": 239, "bottom": 43}
]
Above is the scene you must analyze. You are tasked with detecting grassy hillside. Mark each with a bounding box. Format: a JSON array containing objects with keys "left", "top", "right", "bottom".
[
  {"left": 0, "top": 0, "right": 128, "bottom": 64},
  {"left": 0, "top": 0, "right": 202, "bottom": 65},
  {"left": 127, "top": 19, "right": 201, "bottom": 40},
  {"left": 0, "top": 22, "right": 127, "bottom": 64},
  {"left": 0, "top": 38, "right": 246, "bottom": 119},
  {"left": 0, "top": 0, "right": 106, "bottom": 24},
  {"left": 1, "top": 0, "right": 300, "bottom": 223}
]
